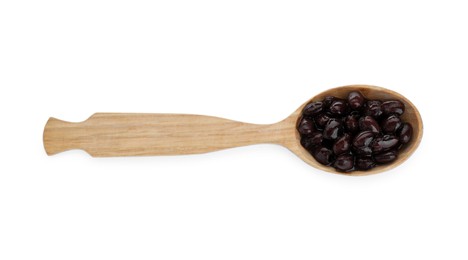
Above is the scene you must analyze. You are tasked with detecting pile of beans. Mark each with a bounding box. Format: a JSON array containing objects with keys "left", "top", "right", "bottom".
[{"left": 297, "top": 91, "right": 413, "bottom": 172}]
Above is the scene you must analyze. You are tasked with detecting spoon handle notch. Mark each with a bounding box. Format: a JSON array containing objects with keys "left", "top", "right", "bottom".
[{"left": 43, "top": 113, "right": 293, "bottom": 157}]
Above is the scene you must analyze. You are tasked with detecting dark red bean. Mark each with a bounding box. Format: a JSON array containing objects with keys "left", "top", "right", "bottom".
[
  {"left": 323, "top": 119, "right": 342, "bottom": 140},
  {"left": 381, "top": 100, "right": 405, "bottom": 115},
  {"left": 333, "top": 154, "right": 354, "bottom": 172},
  {"left": 309, "top": 132, "right": 324, "bottom": 146},
  {"left": 301, "top": 132, "right": 323, "bottom": 150},
  {"left": 303, "top": 101, "right": 323, "bottom": 116},
  {"left": 300, "top": 137, "right": 314, "bottom": 151},
  {"left": 356, "top": 157, "right": 376, "bottom": 170},
  {"left": 371, "top": 135, "right": 399, "bottom": 153},
  {"left": 359, "top": 116, "right": 381, "bottom": 134},
  {"left": 374, "top": 150, "right": 398, "bottom": 164},
  {"left": 344, "top": 112, "right": 360, "bottom": 133},
  {"left": 329, "top": 99, "right": 348, "bottom": 115},
  {"left": 354, "top": 146, "right": 373, "bottom": 156},
  {"left": 323, "top": 96, "right": 336, "bottom": 108},
  {"left": 314, "top": 113, "right": 330, "bottom": 129},
  {"left": 312, "top": 147, "right": 334, "bottom": 165},
  {"left": 348, "top": 91, "right": 365, "bottom": 110},
  {"left": 398, "top": 123, "right": 413, "bottom": 144},
  {"left": 297, "top": 117, "right": 315, "bottom": 135},
  {"left": 333, "top": 133, "right": 351, "bottom": 155},
  {"left": 296, "top": 90, "right": 413, "bottom": 172},
  {"left": 353, "top": 131, "right": 375, "bottom": 148},
  {"left": 365, "top": 100, "right": 383, "bottom": 118},
  {"left": 381, "top": 115, "right": 402, "bottom": 134}
]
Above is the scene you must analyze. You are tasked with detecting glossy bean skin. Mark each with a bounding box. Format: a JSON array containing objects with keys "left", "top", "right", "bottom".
[
  {"left": 297, "top": 117, "right": 315, "bottom": 135},
  {"left": 381, "top": 100, "right": 405, "bottom": 115},
  {"left": 333, "top": 154, "right": 354, "bottom": 172},
  {"left": 323, "top": 119, "right": 342, "bottom": 140},
  {"left": 374, "top": 150, "right": 398, "bottom": 164},
  {"left": 297, "top": 91, "right": 413, "bottom": 172},
  {"left": 381, "top": 115, "right": 402, "bottom": 134},
  {"left": 313, "top": 147, "right": 334, "bottom": 165},
  {"left": 309, "top": 132, "right": 324, "bottom": 146},
  {"left": 344, "top": 112, "right": 360, "bottom": 133},
  {"left": 365, "top": 100, "right": 383, "bottom": 118},
  {"left": 329, "top": 99, "right": 348, "bottom": 115},
  {"left": 348, "top": 91, "right": 365, "bottom": 110},
  {"left": 300, "top": 138, "right": 313, "bottom": 151},
  {"left": 353, "top": 131, "right": 375, "bottom": 148},
  {"left": 300, "top": 131, "right": 323, "bottom": 151},
  {"left": 323, "top": 96, "right": 336, "bottom": 108},
  {"left": 303, "top": 101, "right": 323, "bottom": 116},
  {"left": 354, "top": 146, "right": 372, "bottom": 156},
  {"left": 359, "top": 116, "right": 381, "bottom": 134},
  {"left": 371, "top": 135, "right": 399, "bottom": 153},
  {"left": 356, "top": 157, "right": 376, "bottom": 170},
  {"left": 314, "top": 113, "right": 330, "bottom": 130},
  {"left": 398, "top": 123, "right": 413, "bottom": 144},
  {"left": 333, "top": 133, "right": 351, "bottom": 155}
]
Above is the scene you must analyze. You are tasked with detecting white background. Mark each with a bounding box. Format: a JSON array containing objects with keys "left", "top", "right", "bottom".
[{"left": 1, "top": 1, "right": 467, "bottom": 259}]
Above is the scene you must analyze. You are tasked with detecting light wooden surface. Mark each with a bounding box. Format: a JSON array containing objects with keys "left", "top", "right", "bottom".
[
  {"left": 43, "top": 113, "right": 296, "bottom": 157},
  {"left": 43, "top": 85, "right": 423, "bottom": 176}
]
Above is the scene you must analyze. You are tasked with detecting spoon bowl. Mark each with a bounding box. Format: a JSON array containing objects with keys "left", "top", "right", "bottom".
[
  {"left": 43, "top": 84, "right": 422, "bottom": 176},
  {"left": 282, "top": 84, "right": 423, "bottom": 176}
]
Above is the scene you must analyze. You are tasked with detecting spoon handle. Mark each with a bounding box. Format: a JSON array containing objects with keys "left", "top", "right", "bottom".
[{"left": 43, "top": 113, "right": 292, "bottom": 156}]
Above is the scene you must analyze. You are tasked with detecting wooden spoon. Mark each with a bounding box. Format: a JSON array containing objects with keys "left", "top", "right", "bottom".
[{"left": 43, "top": 84, "right": 423, "bottom": 175}]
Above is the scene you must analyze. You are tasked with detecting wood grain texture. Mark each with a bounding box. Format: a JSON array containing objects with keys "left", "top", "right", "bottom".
[
  {"left": 43, "top": 113, "right": 295, "bottom": 157},
  {"left": 43, "top": 85, "right": 423, "bottom": 176}
]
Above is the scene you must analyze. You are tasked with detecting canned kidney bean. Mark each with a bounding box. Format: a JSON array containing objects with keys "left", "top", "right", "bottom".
[{"left": 297, "top": 91, "right": 413, "bottom": 172}]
